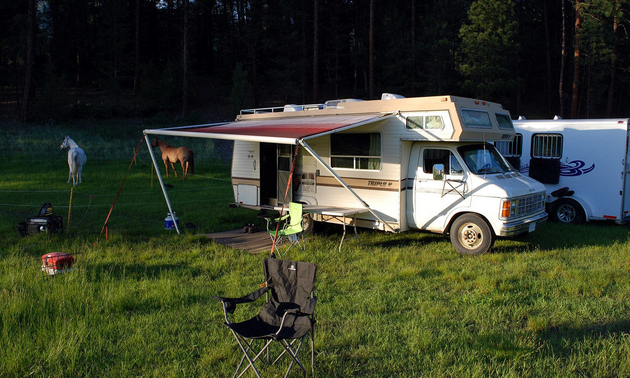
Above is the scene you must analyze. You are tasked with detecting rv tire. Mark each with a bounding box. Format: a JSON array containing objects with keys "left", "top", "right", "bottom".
[
  {"left": 551, "top": 198, "right": 584, "bottom": 224},
  {"left": 450, "top": 214, "right": 494, "bottom": 255},
  {"left": 302, "top": 213, "right": 315, "bottom": 234}
]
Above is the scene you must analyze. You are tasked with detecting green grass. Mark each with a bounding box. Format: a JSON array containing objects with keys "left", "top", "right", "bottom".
[{"left": 1, "top": 121, "right": 630, "bottom": 377}]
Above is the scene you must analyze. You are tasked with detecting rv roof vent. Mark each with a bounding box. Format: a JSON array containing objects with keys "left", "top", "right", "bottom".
[
  {"left": 283, "top": 104, "right": 303, "bottom": 112},
  {"left": 324, "top": 98, "right": 364, "bottom": 108},
  {"left": 553, "top": 115, "right": 562, "bottom": 120},
  {"left": 381, "top": 93, "right": 405, "bottom": 100},
  {"left": 518, "top": 116, "right": 527, "bottom": 120}
]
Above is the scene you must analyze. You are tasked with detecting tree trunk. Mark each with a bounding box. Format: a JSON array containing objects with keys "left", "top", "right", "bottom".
[
  {"left": 607, "top": 0, "right": 619, "bottom": 117},
  {"left": 182, "top": 0, "right": 189, "bottom": 116},
  {"left": 559, "top": 0, "right": 568, "bottom": 118},
  {"left": 301, "top": 0, "right": 307, "bottom": 104},
  {"left": 133, "top": 0, "right": 140, "bottom": 96},
  {"left": 543, "top": 1, "right": 552, "bottom": 116},
  {"left": 312, "top": 0, "right": 319, "bottom": 102},
  {"left": 411, "top": 0, "right": 416, "bottom": 97},
  {"left": 22, "top": 0, "right": 36, "bottom": 122},
  {"left": 571, "top": 0, "right": 582, "bottom": 119},
  {"left": 369, "top": 0, "right": 375, "bottom": 99}
]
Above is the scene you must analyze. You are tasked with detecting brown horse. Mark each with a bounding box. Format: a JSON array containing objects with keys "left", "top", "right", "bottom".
[{"left": 151, "top": 137, "right": 195, "bottom": 179}]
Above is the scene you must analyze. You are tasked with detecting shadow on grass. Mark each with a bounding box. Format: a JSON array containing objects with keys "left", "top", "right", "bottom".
[
  {"left": 88, "top": 261, "right": 205, "bottom": 280},
  {"left": 525, "top": 221, "right": 630, "bottom": 250},
  {"left": 537, "top": 320, "right": 630, "bottom": 356}
]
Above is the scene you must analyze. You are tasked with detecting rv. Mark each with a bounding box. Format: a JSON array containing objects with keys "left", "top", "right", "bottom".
[
  {"left": 499, "top": 117, "right": 630, "bottom": 224},
  {"left": 144, "top": 94, "right": 547, "bottom": 255}
]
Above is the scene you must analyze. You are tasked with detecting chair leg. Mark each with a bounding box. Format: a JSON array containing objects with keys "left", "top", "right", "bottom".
[
  {"left": 231, "top": 331, "right": 275, "bottom": 378},
  {"left": 282, "top": 338, "right": 309, "bottom": 377}
]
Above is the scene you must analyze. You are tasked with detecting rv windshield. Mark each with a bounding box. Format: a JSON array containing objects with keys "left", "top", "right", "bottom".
[{"left": 458, "top": 144, "right": 514, "bottom": 175}]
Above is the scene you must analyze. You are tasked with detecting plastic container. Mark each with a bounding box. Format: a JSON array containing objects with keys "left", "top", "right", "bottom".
[{"left": 165, "top": 213, "right": 179, "bottom": 230}]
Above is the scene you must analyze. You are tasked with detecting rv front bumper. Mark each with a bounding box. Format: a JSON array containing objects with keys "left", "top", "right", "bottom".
[{"left": 498, "top": 212, "right": 548, "bottom": 237}]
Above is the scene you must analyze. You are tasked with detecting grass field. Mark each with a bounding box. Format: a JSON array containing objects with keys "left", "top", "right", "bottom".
[{"left": 1, "top": 121, "right": 630, "bottom": 377}]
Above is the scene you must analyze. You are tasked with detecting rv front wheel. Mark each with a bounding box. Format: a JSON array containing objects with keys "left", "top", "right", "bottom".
[
  {"left": 450, "top": 214, "right": 494, "bottom": 255},
  {"left": 551, "top": 198, "right": 585, "bottom": 224}
]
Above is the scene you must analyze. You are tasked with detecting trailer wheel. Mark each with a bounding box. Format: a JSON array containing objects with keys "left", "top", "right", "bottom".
[
  {"left": 550, "top": 198, "right": 585, "bottom": 224},
  {"left": 302, "top": 213, "right": 316, "bottom": 234},
  {"left": 450, "top": 214, "right": 494, "bottom": 255}
]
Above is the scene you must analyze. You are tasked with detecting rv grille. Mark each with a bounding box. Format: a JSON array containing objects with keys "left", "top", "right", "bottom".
[{"left": 502, "top": 193, "right": 545, "bottom": 219}]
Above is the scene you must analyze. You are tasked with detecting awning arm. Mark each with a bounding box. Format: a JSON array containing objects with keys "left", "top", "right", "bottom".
[
  {"left": 298, "top": 139, "right": 398, "bottom": 233},
  {"left": 144, "top": 133, "right": 181, "bottom": 234}
]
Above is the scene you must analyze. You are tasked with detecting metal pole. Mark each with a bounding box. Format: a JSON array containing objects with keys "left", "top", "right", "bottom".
[{"left": 144, "top": 134, "right": 181, "bottom": 234}]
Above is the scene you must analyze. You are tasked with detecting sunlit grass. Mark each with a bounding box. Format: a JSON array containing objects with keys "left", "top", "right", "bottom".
[{"left": 2, "top": 121, "right": 630, "bottom": 377}]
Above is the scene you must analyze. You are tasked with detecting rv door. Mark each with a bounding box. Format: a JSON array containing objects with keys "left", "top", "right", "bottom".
[{"left": 277, "top": 144, "right": 293, "bottom": 204}]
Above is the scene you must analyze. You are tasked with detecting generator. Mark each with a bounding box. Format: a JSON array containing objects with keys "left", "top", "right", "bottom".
[{"left": 17, "top": 203, "right": 63, "bottom": 237}]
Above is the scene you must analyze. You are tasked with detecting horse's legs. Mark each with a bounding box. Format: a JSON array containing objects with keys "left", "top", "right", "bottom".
[
  {"left": 170, "top": 162, "right": 178, "bottom": 177},
  {"left": 163, "top": 160, "right": 170, "bottom": 177},
  {"left": 67, "top": 169, "right": 73, "bottom": 184},
  {"left": 181, "top": 161, "right": 187, "bottom": 180},
  {"left": 77, "top": 165, "right": 83, "bottom": 184}
]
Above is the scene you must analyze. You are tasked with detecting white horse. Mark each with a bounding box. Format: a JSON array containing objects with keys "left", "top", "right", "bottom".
[{"left": 60, "top": 136, "right": 87, "bottom": 186}]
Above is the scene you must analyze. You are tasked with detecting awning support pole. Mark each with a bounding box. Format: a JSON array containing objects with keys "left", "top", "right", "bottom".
[
  {"left": 298, "top": 139, "right": 397, "bottom": 233},
  {"left": 144, "top": 134, "right": 181, "bottom": 234}
]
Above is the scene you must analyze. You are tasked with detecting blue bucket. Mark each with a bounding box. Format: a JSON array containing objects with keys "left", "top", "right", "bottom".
[{"left": 164, "top": 213, "right": 179, "bottom": 230}]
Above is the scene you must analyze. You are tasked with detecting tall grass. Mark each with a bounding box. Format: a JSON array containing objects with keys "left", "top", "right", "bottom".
[{"left": 1, "top": 121, "right": 630, "bottom": 377}]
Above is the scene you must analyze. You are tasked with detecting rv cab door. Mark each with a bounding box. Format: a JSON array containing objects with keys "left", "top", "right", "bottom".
[{"left": 408, "top": 145, "right": 471, "bottom": 231}]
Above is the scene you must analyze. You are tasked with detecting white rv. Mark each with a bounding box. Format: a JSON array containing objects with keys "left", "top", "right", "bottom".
[
  {"left": 144, "top": 94, "right": 547, "bottom": 255},
  {"left": 499, "top": 117, "right": 630, "bottom": 224}
]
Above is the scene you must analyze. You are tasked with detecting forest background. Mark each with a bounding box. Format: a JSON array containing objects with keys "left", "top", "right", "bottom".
[{"left": 1, "top": 0, "right": 628, "bottom": 124}]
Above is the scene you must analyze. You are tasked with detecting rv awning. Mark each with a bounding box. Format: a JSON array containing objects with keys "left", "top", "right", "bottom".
[{"left": 143, "top": 114, "right": 387, "bottom": 144}]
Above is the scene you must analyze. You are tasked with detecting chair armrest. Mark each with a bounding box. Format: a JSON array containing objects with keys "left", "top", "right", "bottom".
[{"left": 213, "top": 285, "right": 269, "bottom": 315}]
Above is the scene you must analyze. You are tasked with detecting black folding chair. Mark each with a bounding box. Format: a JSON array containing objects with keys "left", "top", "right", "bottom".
[{"left": 214, "top": 258, "right": 317, "bottom": 377}]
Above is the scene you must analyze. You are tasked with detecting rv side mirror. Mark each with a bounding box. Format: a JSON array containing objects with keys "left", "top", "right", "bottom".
[{"left": 433, "top": 164, "right": 445, "bottom": 180}]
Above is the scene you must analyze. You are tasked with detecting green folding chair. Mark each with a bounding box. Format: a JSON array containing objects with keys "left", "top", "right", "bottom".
[{"left": 266, "top": 202, "right": 305, "bottom": 256}]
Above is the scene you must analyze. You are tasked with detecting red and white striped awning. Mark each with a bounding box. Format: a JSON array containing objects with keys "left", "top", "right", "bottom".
[{"left": 143, "top": 114, "right": 387, "bottom": 144}]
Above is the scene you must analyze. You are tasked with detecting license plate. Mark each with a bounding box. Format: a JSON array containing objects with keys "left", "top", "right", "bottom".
[{"left": 528, "top": 222, "right": 536, "bottom": 232}]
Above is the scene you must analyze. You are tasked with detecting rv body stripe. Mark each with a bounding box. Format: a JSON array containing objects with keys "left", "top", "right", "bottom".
[
  {"left": 231, "top": 177, "right": 260, "bottom": 186},
  {"left": 316, "top": 176, "right": 400, "bottom": 191}
]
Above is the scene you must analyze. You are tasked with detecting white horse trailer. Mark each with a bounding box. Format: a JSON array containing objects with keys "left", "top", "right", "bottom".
[
  {"left": 499, "top": 118, "right": 630, "bottom": 224},
  {"left": 145, "top": 94, "right": 547, "bottom": 255}
]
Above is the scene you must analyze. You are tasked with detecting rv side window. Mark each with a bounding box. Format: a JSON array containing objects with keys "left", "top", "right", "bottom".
[
  {"left": 405, "top": 115, "right": 444, "bottom": 130},
  {"left": 422, "top": 149, "right": 462, "bottom": 175},
  {"left": 331, "top": 133, "right": 381, "bottom": 170},
  {"left": 495, "top": 134, "right": 522, "bottom": 157},
  {"left": 461, "top": 109, "right": 492, "bottom": 128},
  {"left": 406, "top": 116, "right": 423, "bottom": 129},
  {"left": 532, "top": 133, "right": 563, "bottom": 159},
  {"left": 496, "top": 113, "right": 514, "bottom": 130}
]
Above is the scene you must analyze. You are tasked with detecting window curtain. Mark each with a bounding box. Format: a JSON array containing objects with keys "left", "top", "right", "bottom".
[{"left": 368, "top": 134, "right": 381, "bottom": 169}]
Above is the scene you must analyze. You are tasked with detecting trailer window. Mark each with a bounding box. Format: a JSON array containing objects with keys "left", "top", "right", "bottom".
[
  {"left": 495, "top": 134, "right": 522, "bottom": 157},
  {"left": 406, "top": 115, "right": 444, "bottom": 130},
  {"left": 331, "top": 133, "right": 381, "bottom": 170},
  {"left": 496, "top": 113, "right": 514, "bottom": 130},
  {"left": 461, "top": 109, "right": 492, "bottom": 128},
  {"left": 532, "top": 133, "right": 563, "bottom": 159}
]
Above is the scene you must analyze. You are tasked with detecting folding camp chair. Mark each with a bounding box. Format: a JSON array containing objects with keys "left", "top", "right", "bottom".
[
  {"left": 265, "top": 202, "right": 305, "bottom": 256},
  {"left": 214, "top": 258, "right": 317, "bottom": 378}
]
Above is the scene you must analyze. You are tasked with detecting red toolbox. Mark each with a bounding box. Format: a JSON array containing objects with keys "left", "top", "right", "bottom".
[{"left": 41, "top": 252, "right": 75, "bottom": 275}]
